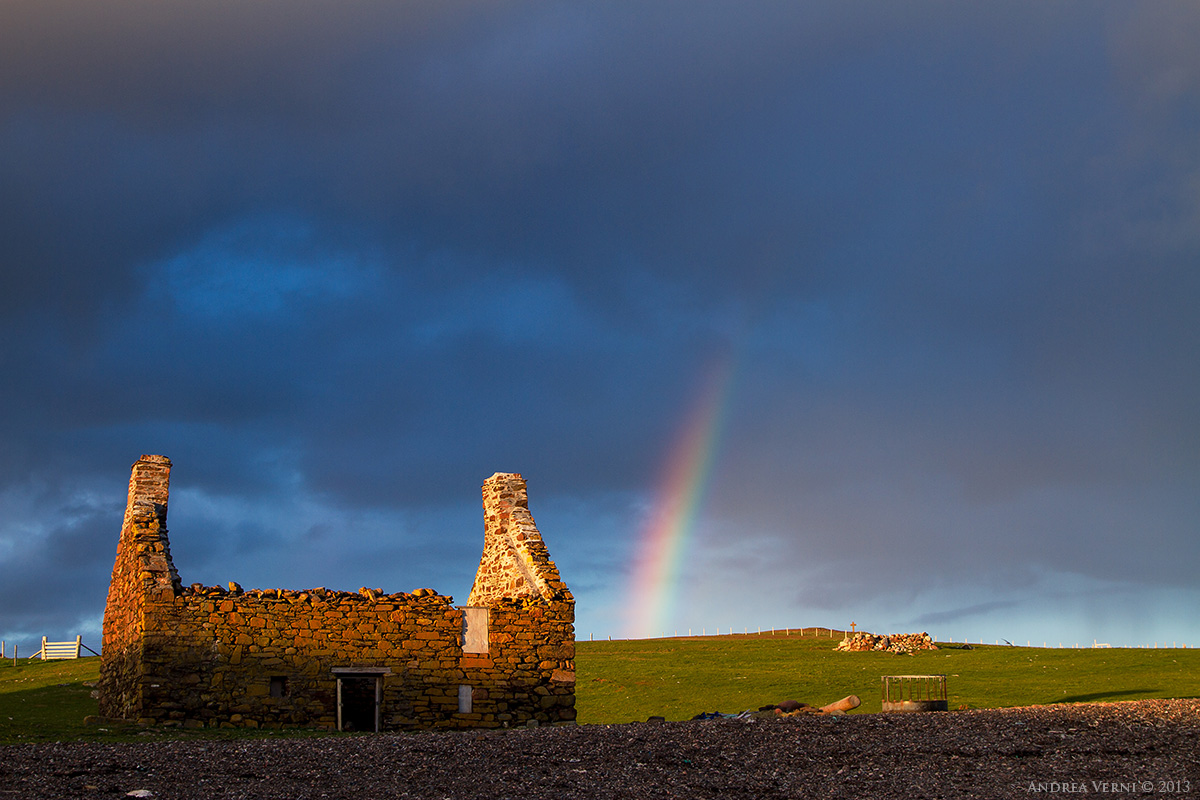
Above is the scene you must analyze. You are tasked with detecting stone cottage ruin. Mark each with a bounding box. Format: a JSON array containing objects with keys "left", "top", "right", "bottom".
[{"left": 99, "top": 455, "right": 575, "bottom": 730}]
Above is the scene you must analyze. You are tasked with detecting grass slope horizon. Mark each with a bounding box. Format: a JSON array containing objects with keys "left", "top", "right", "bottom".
[
  {"left": 576, "top": 633, "right": 1200, "bottom": 724},
  {"left": 2, "top": 634, "right": 1197, "bottom": 742}
]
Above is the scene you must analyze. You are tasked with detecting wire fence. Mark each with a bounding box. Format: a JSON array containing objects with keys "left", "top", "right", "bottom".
[
  {"left": 581, "top": 629, "right": 1191, "bottom": 649},
  {"left": 585, "top": 627, "right": 852, "bottom": 642},
  {"left": 940, "top": 636, "right": 1191, "bottom": 649}
]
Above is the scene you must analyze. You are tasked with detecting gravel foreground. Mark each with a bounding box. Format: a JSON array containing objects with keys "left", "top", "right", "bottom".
[{"left": 2, "top": 699, "right": 1197, "bottom": 799}]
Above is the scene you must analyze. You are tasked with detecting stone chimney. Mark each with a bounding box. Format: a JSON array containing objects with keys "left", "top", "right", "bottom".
[
  {"left": 467, "top": 473, "right": 569, "bottom": 607},
  {"left": 99, "top": 455, "right": 180, "bottom": 719}
]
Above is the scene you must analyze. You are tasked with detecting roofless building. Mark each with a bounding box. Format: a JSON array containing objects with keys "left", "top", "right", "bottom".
[{"left": 99, "top": 455, "right": 575, "bottom": 730}]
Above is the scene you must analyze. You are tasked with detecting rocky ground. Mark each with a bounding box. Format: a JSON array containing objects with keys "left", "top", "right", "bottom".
[{"left": 2, "top": 699, "right": 1196, "bottom": 799}]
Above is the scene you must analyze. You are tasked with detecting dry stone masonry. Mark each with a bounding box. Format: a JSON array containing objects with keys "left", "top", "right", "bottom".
[
  {"left": 98, "top": 456, "right": 575, "bottom": 731},
  {"left": 835, "top": 632, "right": 938, "bottom": 654},
  {"left": 468, "top": 473, "right": 566, "bottom": 606}
]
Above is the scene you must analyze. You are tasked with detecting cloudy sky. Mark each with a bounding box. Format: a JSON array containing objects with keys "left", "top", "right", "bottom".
[{"left": 2, "top": 0, "right": 1197, "bottom": 652}]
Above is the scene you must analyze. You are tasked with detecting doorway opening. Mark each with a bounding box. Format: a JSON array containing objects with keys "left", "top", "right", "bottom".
[{"left": 332, "top": 667, "right": 392, "bottom": 732}]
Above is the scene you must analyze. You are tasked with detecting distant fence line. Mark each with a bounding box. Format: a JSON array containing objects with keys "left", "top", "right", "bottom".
[
  {"left": 942, "top": 636, "right": 1190, "bottom": 650},
  {"left": 580, "top": 630, "right": 1191, "bottom": 649},
  {"left": 1, "top": 631, "right": 1188, "bottom": 661},
  {"left": 585, "top": 626, "right": 850, "bottom": 642},
  {"left": 1, "top": 638, "right": 100, "bottom": 663}
]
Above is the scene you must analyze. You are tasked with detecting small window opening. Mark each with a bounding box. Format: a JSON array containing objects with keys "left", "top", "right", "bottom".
[
  {"left": 462, "top": 607, "right": 489, "bottom": 654},
  {"left": 458, "top": 684, "right": 473, "bottom": 713},
  {"left": 270, "top": 676, "right": 288, "bottom": 698}
]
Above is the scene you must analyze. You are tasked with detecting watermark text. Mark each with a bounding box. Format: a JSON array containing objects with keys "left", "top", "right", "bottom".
[{"left": 1027, "top": 779, "right": 1191, "bottom": 794}]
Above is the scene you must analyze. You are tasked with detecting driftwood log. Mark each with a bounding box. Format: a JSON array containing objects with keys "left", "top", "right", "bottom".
[{"left": 819, "top": 694, "right": 861, "bottom": 714}]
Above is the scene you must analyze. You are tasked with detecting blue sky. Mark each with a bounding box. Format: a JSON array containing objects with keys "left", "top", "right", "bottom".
[{"left": 1, "top": 0, "right": 1198, "bottom": 650}]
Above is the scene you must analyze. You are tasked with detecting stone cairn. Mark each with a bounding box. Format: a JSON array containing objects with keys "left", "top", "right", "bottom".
[{"left": 835, "top": 632, "right": 938, "bottom": 654}]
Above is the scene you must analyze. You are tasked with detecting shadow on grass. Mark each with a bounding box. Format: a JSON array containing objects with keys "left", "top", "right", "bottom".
[
  {"left": 0, "top": 683, "right": 99, "bottom": 743},
  {"left": 0, "top": 681, "right": 339, "bottom": 743},
  {"left": 1053, "top": 689, "right": 1162, "bottom": 704}
]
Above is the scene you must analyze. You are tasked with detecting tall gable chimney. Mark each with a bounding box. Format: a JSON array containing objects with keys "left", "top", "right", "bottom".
[
  {"left": 467, "top": 473, "right": 570, "bottom": 607},
  {"left": 99, "top": 455, "right": 180, "bottom": 719}
]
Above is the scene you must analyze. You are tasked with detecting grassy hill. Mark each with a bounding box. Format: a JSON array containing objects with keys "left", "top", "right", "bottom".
[
  {"left": 574, "top": 633, "right": 1200, "bottom": 724},
  {"left": 0, "top": 656, "right": 103, "bottom": 743},
  {"left": 3, "top": 634, "right": 1197, "bottom": 740}
]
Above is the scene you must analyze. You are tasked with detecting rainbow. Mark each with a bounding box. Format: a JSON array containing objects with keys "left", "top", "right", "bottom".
[{"left": 626, "top": 355, "right": 736, "bottom": 639}]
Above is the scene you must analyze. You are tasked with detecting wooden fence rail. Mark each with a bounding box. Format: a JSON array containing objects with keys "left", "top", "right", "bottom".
[{"left": 30, "top": 635, "right": 99, "bottom": 660}]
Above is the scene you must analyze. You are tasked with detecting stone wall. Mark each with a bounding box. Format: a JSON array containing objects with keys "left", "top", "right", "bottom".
[{"left": 99, "top": 457, "right": 575, "bottom": 730}]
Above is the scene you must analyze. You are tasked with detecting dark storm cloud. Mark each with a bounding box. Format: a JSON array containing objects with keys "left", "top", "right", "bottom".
[
  {"left": 1, "top": 0, "right": 1198, "bottom": 643},
  {"left": 0, "top": 484, "right": 117, "bottom": 636},
  {"left": 2, "top": 1, "right": 1089, "bottom": 306},
  {"left": 911, "top": 601, "right": 1021, "bottom": 629}
]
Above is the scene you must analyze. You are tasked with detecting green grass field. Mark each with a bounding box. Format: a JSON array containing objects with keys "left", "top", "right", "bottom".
[
  {"left": 0, "top": 656, "right": 104, "bottom": 743},
  {"left": 574, "top": 633, "right": 1200, "bottom": 724},
  {"left": 3, "top": 635, "right": 1197, "bottom": 741}
]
